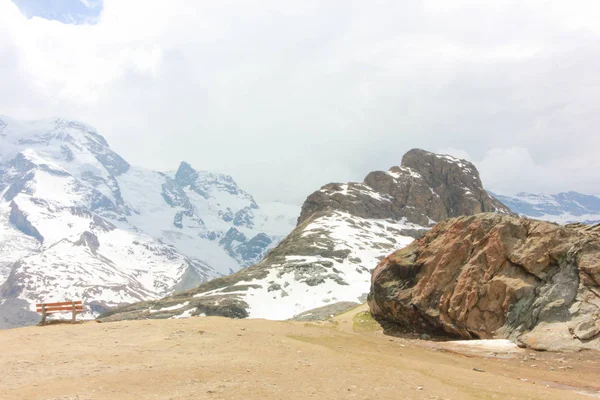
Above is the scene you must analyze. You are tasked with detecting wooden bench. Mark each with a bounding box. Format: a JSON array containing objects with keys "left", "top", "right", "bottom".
[{"left": 36, "top": 301, "right": 85, "bottom": 326}]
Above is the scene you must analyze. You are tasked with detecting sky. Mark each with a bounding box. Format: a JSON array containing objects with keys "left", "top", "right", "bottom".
[
  {"left": 1, "top": 0, "right": 599, "bottom": 203},
  {"left": 11, "top": 0, "right": 102, "bottom": 24}
]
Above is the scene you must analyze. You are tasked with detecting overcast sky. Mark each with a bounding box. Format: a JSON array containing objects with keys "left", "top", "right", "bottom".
[{"left": 1, "top": 0, "right": 600, "bottom": 203}]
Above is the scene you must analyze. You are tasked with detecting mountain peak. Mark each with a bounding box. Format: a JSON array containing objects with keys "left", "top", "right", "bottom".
[
  {"left": 174, "top": 161, "right": 199, "bottom": 187},
  {"left": 402, "top": 148, "right": 477, "bottom": 175},
  {"left": 173, "top": 162, "right": 258, "bottom": 209},
  {"left": 299, "top": 149, "right": 510, "bottom": 227}
]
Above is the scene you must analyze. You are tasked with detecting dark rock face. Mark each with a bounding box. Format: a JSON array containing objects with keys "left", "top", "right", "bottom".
[
  {"left": 220, "top": 227, "right": 248, "bottom": 251},
  {"left": 9, "top": 201, "right": 44, "bottom": 243},
  {"left": 74, "top": 231, "right": 100, "bottom": 254},
  {"left": 161, "top": 176, "right": 193, "bottom": 209},
  {"left": 241, "top": 233, "right": 272, "bottom": 261},
  {"left": 233, "top": 207, "right": 255, "bottom": 228},
  {"left": 174, "top": 161, "right": 199, "bottom": 189},
  {"left": 3, "top": 171, "right": 34, "bottom": 202},
  {"left": 299, "top": 149, "right": 510, "bottom": 227},
  {"left": 173, "top": 210, "right": 193, "bottom": 229},
  {"left": 9, "top": 152, "right": 37, "bottom": 173},
  {"left": 219, "top": 228, "right": 273, "bottom": 265},
  {"left": 368, "top": 214, "right": 600, "bottom": 351}
]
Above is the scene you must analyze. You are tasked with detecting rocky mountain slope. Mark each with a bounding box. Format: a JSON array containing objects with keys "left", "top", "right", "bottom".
[
  {"left": 299, "top": 149, "right": 509, "bottom": 226},
  {"left": 0, "top": 116, "right": 297, "bottom": 328},
  {"left": 493, "top": 191, "right": 600, "bottom": 224},
  {"left": 100, "top": 149, "right": 511, "bottom": 322},
  {"left": 368, "top": 213, "right": 600, "bottom": 351}
]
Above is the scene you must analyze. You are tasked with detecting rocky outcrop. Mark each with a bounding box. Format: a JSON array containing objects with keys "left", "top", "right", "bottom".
[
  {"left": 368, "top": 214, "right": 600, "bottom": 351},
  {"left": 299, "top": 149, "right": 510, "bottom": 227}
]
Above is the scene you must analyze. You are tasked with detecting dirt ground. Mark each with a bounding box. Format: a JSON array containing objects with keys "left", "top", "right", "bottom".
[{"left": 1, "top": 305, "right": 599, "bottom": 400}]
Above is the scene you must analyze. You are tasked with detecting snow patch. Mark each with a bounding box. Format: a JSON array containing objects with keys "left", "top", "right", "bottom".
[
  {"left": 447, "top": 339, "right": 519, "bottom": 352},
  {"left": 151, "top": 302, "right": 190, "bottom": 313}
]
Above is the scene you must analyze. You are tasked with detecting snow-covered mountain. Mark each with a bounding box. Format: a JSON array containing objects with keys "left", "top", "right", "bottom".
[
  {"left": 99, "top": 149, "right": 511, "bottom": 322},
  {"left": 492, "top": 192, "right": 600, "bottom": 224},
  {"left": 0, "top": 116, "right": 298, "bottom": 328}
]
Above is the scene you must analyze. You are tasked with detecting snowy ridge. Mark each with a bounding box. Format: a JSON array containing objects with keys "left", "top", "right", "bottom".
[
  {"left": 0, "top": 116, "right": 298, "bottom": 328},
  {"left": 493, "top": 192, "right": 600, "bottom": 224},
  {"left": 435, "top": 153, "right": 475, "bottom": 174},
  {"left": 192, "top": 212, "right": 418, "bottom": 319}
]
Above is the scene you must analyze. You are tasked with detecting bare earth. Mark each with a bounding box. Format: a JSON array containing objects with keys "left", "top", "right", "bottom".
[{"left": 1, "top": 305, "right": 599, "bottom": 400}]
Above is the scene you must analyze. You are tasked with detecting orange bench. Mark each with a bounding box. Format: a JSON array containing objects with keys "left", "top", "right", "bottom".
[{"left": 36, "top": 301, "right": 85, "bottom": 326}]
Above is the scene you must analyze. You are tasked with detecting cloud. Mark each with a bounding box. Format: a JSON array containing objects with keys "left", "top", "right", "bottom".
[
  {"left": 1, "top": 0, "right": 600, "bottom": 202},
  {"left": 79, "top": 0, "right": 102, "bottom": 9}
]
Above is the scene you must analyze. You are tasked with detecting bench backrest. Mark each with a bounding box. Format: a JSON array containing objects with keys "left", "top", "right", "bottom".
[{"left": 36, "top": 301, "right": 84, "bottom": 314}]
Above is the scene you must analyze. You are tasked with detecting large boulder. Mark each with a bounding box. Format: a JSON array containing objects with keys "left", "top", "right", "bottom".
[{"left": 368, "top": 214, "right": 600, "bottom": 351}]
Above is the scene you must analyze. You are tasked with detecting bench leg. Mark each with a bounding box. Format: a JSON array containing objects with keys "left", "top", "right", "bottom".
[
  {"left": 40, "top": 306, "right": 46, "bottom": 326},
  {"left": 72, "top": 302, "right": 76, "bottom": 324}
]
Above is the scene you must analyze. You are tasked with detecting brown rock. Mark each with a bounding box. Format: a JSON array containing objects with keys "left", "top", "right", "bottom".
[
  {"left": 298, "top": 149, "right": 510, "bottom": 227},
  {"left": 368, "top": 214, "right": 600, "bottom": 351}
]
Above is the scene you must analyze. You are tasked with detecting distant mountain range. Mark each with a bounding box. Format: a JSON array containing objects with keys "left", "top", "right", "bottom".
[
  {"left": 0, "top": 116, "right": 298, "bottom": 328},
  {"left": 492, "top": 192, "right": 600, "bottom": 224}
]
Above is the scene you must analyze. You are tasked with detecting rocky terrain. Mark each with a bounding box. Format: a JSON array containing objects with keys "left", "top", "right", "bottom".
[
  {"left": 299, "top": 149, "right": 510, "bottom": 226},
  {"left": 493, "top": 191, "right": 600, "bottom": 224},
  {"left": 0, "top": 116, "right": 297, "bottom": 328},
  {"left": 2, "top": 306, "right": 599, "bottom": 400},
  {"left": 368, "top": 213, "right": 600, "bottom": 351},
  {"left": 100, "top": 149, "right": 510, "bottom": 322}
]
